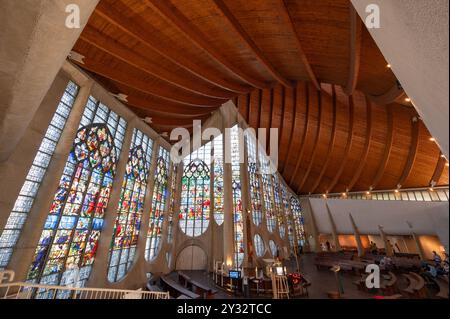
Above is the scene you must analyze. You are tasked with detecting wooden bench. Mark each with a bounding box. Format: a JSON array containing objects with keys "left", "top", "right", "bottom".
[
  {"left": 178, "top": 271, "right": 192, "bottom": 289},
  {"left": 160, "top": 276, "right": 200, "bottom": 299},
  {"left": 402, "top": 274, "right": 417, "bottom": 297},
  {"left": 435, "top": 277, "right": 449, "bottom": 299},
  {"left": 190, "top": 279, "right": 218, "bottom": 299},
  {"left": 380, "top": 272, "right": 397, "bottom": 296},
  {"left": 409, "top": 272, "right": 427, "bottom": 298}
]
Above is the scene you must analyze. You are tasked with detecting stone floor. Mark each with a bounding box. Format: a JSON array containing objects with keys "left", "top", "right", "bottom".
[{"left": 172, "top": 253, "right": 375, "bottom": 299}]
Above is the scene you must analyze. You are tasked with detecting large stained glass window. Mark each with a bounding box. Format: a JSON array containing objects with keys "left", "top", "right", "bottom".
[
  {"left": 179, "top": 143, "right": 211, "bottom": 237},
  {"left": 230, "top": 125, "right": 244, "bottom": 268},
  {"left": 245, "top": 132, "right": 263, "bottom": 226},
  {"left": 213, "top": 134, "right": 224, "bottom": 225},
  {"left": 290, "top": 196, "right": 306, "bottom": 246},
  {"left": 273, "top": 174, "right": 285, "bottom": 238},
  {"left": 167, "top": 164, "right": 178, "bottom": 244},
  {"left": 259, "top": 151, "right": 276, "bottom": 233},
  {"left": 281, "top": 183, "right": 295, "bottom": 250},
  {"left": 254, "top": 234, "right": 265, "bottom": 257},
  {"left": 107, "top": 129, "right": 153, "bottom": 282},
  {"left": 27, "top": 96, "right": 126, "bottom": 293},
  {"left": 0, "top": 82, "right": 79, "bottom": 269},
  {"left": 145, "top": 147, "right": 170, "bottom": 261}
]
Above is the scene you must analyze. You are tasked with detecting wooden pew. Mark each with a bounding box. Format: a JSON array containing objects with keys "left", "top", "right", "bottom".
[
  {"left": 178, "top": 271, "right": 192, "bottom": 289},
  {"left": 190, "top": 279, "right": 218, "bottom": 299},
  {"left": 402, "top": 274, "right": 418, "bottom": 298},
  {"left": 435, "top": 277, "right": 449, "bottom": 299},
  {"left": 409, "top": 272, "right": 427, "bottom": 298},
  {"left": 380, "top": 272, "right": 398, "bottom": 296},
  {"left": 160, "top": 276, "right": 200, "bottom": 299}
]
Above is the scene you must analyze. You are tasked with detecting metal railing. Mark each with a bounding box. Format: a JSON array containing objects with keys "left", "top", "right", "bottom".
[
  {"left": 302, "top": 186, "right": 449, "bottom": 202},
  {"left": 0, "top": 281, "right": 170, "bottom": 299}
]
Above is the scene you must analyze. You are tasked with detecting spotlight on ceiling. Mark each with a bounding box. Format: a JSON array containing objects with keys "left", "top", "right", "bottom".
[
  {"left": 386, "top": 64, "right": 391, "bottom": 68},
  {"left": 404, "top": 97, "right": 411, "bottom": 102},
  {"left": 429, "top": 137, "right": 436, "bottom": 142}
]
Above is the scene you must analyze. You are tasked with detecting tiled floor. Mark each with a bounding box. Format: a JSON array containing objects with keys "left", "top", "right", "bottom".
[{"left": 172, "top": 253, "right": 375, "bottom": 299}]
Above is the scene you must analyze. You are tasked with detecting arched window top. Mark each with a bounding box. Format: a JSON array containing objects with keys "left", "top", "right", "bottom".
[
  {"left": 72, "top": 124, "right": 116, "bottom": 174},
  {"left": 183, "top": 159, "right": 210, "bottom": 179},
  {"left": 254, "top": 234, "right": 265, "bottom": 257}
]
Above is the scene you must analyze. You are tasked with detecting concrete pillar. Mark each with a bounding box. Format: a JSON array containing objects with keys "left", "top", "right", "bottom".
[
  {"left": 378, "top": 225, "right": 394, "bottom": 256},
  {"left": 303, "top": 199, "right": 321, "bottom": 253},
  {"left": 412, "top": 233, "right": 426, "bottom": 261},
  {"left": 0, "top": 0, "right": 100, "bottom": 162},
  {"left": 351, "top": 0, "right": 449, "bottom": 158},
  {"left": 326, "top": 203, "right": 341, "bottom": 252},
  {"left": 349, "top": 213, "right": 365, "bottom": 257}
]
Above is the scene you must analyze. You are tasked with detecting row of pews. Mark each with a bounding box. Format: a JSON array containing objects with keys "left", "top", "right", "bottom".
[{"left": 158, "top": 272, "right": 218, "bottom": 299}]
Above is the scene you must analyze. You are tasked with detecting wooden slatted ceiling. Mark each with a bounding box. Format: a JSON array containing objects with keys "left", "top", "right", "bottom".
[{"left": 72, "top": 0, "right": 448, "bottom": 194}]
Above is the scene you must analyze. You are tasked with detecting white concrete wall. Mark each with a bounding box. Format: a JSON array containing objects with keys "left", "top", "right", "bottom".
[
  {"left": 308, "top": 198, "right": 449, "bottom": 251},
  {"left": 351, "top": 0, "right": 449, "bottom": 158}
]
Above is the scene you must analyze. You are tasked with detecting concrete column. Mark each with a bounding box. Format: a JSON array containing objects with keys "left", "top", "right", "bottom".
[
  {"left": 240, "top": 123, "right": 252, "bottom": 268},
  {"left": 349, "top": 213, "right": 365, "bottom": 257},
  {"left": 412, "top": 233, "right": 426, "bottom": 261},
  {"left": 325, "top": 203, "right": 341, "bottom": 252},
  {"left": 88, "top": 117, "right": 137, "bottom": 288},
  {"left": 378, "top": 225, "right": 394, "bottom": 256},
  {"left": 7, "top": 78, "right": 94, "bottom": 281},
  {"left": 302, "top": 199, "right": 321, "bottom": 253},
  {"left": 0, "top": 0, "right": 100, "bottom": 162}
]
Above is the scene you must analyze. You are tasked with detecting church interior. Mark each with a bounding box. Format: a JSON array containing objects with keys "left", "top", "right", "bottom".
[{"left": 0, "top": 0, "right": 448, "bottom": 301}]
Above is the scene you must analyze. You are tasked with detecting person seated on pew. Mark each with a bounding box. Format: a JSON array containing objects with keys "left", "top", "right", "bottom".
[
  {"left": 421, "top": 263, "right": 438, "bottom": 281},
  {"left": 380, "top": 256, "right": 393, "bottom": 270},
  {"left": 369, "top": 241, "right": 378, "bottom": 255},
  {"left": 432, "top": 251, "right": 442, "bottom": 266}
]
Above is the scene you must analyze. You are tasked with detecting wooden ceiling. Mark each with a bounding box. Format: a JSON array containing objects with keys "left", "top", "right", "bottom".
[{"left": 71, "top": 0, "right": 449, "bottom": 194}]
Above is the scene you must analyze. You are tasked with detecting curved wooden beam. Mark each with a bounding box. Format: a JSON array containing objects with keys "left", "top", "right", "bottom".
[
  {"left": 345, "top": 6, "right": 362, "bottom": 96},
  {"left": 126, "top": 103, "right": 212, "bottom": 119},
  {"left": 79, "top": 28, "right": 232, "bottom": 100},
  {"left": 310, "top": 85, "right": 338, "bottom": 194},
  {"left": 396, "top": 117, "right": 420, "bottom": 188},
  {"left": 281, "top": 84, "right": 298, "bottom": 175},
  {"left": 429, "top": 153, "right": 447, "bottom": 186},
  {"left": 327, "top": 94, "right": 355, "bottom": 192},
  {"left": 279, "top": 86, "right": 295, "bottom": 173},
  {"left": 288, "top": 84, "right": 311, "bottom": 185},
  {"left": 212, "top": 0, "right": 293, "bottom": 88},
  {"left": 72, "top": 58, "right": 221, "bottom": 107},
  {"left": 278, "top": 0, "right": 320, "bottom": 90},
  {"left": 371, "top": 106, "right": 394, "bottom": 189},
  {"left": 369, "top": 83, "right": 405, "bottom": 105},
  {"left": 94, "top": 2, "right": 249, "bottom": 94},
  {"left": 296, "top": 90, "right": 323, "bottom": 192},
  {"left": 146, "top": 0, "right": 268, "bottom": 89},
  {"left": 347, "top": 96, "right": 373, "bottom": 191}
]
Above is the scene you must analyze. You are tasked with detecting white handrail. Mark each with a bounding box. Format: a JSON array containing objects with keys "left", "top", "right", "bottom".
[{"left": 0, "top": 281, "right": 170, "bottom": 299}]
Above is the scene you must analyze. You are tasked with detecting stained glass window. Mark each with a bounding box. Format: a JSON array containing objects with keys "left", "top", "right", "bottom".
[
  {"left": 0, "top": 82, "right": 79, "bottom": 270},
  {"left": 167, "top": 164, "right": 178, "bottom": 244},
  {"left": 213, "top": 134, "right": 224, "bottom": 225},
  {"left": 254, "top": 234, "right": 265, "bottom": 257},
  {"left": 245, "top": 132, "right": 263, "bottom": 226},
  {"left": 27, "top": 96, "right": 126, "bottom": 294},
  {"left": 290, "top": 196, "right": 306, "bottom": 246},
  {"left": 107, "top": 129, "right": 153, "bottom": 282},
  {"left": 179, "top": 142, "right": 211, "bottom": 237},
  {"left": 273, "top": 174, "right": 285, "bottom": 238},
  {"left": 269, "top": 240, "right": 278, "bottom": 258},
  {"left": 230, "top": 125, "right": 244, "bottom": 268},
  {"left": 281, "top": 183, "right": 295, "bottom": 251},
  {"left": 259, "top": 151, "right": 276, "bottom": 233},
  {"left": 145, "top": 147, "right": 170, "bottom": 261}
]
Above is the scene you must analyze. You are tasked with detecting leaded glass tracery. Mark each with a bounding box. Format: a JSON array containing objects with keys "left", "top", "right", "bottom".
[
  {"left": 281, "top": 183, "right": 295, "bottom": 250},
  {"left": 290, "top": 196, "right": 306, "bottom": 246},
  {"left": 179, "top": 142, "right": 211, "bottom": 237},
  {"left": 260, "top": 151, "right": 276, "bottom": 233},
  {"left": 245, "top": 132, "right": 263, "bottom": 226},
  {"left": 254, "top": 234, "right": 265, "bottom": 257},
  {"left": 0, "top": 81, "right": 79, "bottom": 269},
  {"left": 145, "top": 147, "right": 170, "bottom": 261},
  {"left": 269, "top": 240, "right": 278, "bottom": 258},
  {"left": 167, "top": 164, "right": 178, "bottom": 244},
  {"left": 107, "top": 129, "right": 153, "bottom": 282},
  {"left": 230, "top": 125, "right": 244, "bottom": 268},
  {"left": 27, "top": 97, "right": 126, "bottom": 294},
  {"left": 213, "top": 135, "right": 224, "bottom": 225},
  {"left": 273, "top": 174, "right": 285, "bottom": 238}
]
